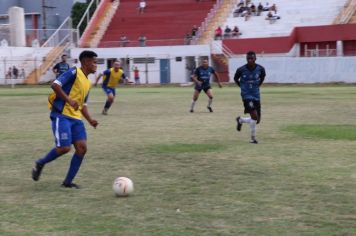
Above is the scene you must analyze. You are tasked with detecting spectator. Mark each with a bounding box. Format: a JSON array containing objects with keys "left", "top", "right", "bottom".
[
  {"left": 232, "top": 26, "right": 241, "bottom": 37},
  {"left": 214, "top": 26, "right": 223, "bottom": 40},
  {"left": 139, "top": 0, "right": 146, "bottom": 14},
  {"left": 52, "top": 54, "right": 70, "bottom": 78},
  {"left": 20, "top": 68, "right": 25, "bottom": 79},
  {"left": 270, "top": 3, "right": 277, "bottom": 14},
  {"left": 265, "top": 11, "right": 280, "bottom": 23},
  {"left": 120, "top": 36, "right": 129, "bottom": 47},
  {"left": 224, "top": 26, "right": 232, "bottom": 39},
  {"left": 138, "top": 35, "right": 146, "bottom": 46},
  {"left": 184, "top": 33, "right": 192, "bottom": 45},
  {"left": 5, "top": 67, "right": 12, "bottom": 80},
  {"left": 191, "top": 25, "right": 198, "bottom": 37},
  {"left": 263, "top": 2, "right": 270, "bottom": 11},
  {"left": 257, "top": 2, "right": 264, "bottom": 15},
  {"left": 12, "top": 66, "right": 19, "bottom": 79},
  {"left": 133, "top": 66, "right": 140, "bottom": 84},
  {"left": 250, "top": 3, "right": 256, "bottom": 15}
]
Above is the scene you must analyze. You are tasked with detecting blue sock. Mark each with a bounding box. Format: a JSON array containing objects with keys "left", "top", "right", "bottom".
[
  {"left": 104, "top": 100, "right": 112, "bottom": 109},
  {"left": 37, "top": 148, "right": 61, "bottom": 166},
  {"left": 63, "top": 153, "right": 84, "bottom": 184}
]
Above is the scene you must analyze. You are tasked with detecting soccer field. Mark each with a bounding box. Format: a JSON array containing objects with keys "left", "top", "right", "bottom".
[{"left": 1, "top": 85, "right": 355, "bottom": 236}]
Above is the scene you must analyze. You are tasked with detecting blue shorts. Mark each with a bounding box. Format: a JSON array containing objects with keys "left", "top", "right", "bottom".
[
  {"left": 51, "top": 115, "right": 87, "bottom": 147},
  {"left": 194, "top": 85, "right": 211, "bottom": 93},
  {"left": 102, "top": 86, "right": 116, "bottom": 96}
]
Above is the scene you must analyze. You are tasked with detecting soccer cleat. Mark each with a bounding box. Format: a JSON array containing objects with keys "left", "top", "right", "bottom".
[
  {"left": 190, "top": 109, "right": 194, "bottom": 113},
  {"left": 61, "top": 182, "right": 80, "bottom": 189},
  {"left": 249, "top": 139, "right": 258, "bottom": 144},
  {"left": 236, "top": 116, "right": 242, "bottom": 131},
  {"left": 102, "top": 109, "right": 108, "bottom": 115},
  {"left": 207, "top": 106, "right": 213, "bottom": 112},
  {"left": 32, "top": 162, "right": 44, "bottom": 181}
]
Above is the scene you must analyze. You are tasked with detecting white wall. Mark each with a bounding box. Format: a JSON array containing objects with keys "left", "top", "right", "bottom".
[
  {"left": 71, "top": 45, "right": 211, "bottom": 84},
  {"left": 229, "top": 56, "right": 356, "bottom": 83}
]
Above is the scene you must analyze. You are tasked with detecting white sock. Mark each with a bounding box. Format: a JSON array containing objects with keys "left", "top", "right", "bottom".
[
  {"left": 190, "top": 100, "right": 196, "bottom": 110},
  {"left": 250, "top": 119, "right": 257, "bottom": 140},
  {"left": 208, "top": 98, "right": 213, "bottom": 107},
  {"left": 240, "top": 117, "right": 251, "bottom": 123}
]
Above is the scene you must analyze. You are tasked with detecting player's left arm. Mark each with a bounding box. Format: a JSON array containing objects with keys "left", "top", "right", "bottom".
[
  {"left": 82, "top": 105, "right": 98, "bottom": 128},
  {"left": 259, "top": 66, "right": 266, "bottom": 86},
  {"left": 213, "top": 71, "right": 222, "bottom": 88}
]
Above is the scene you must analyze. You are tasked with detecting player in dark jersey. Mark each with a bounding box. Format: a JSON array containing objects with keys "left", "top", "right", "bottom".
[
  {"left": 32, "top": 50, "right": 99, "bottom": 189},
  {"left": 234, "top": 51, "right": 266, "bottom": 144},
  {"left": 190, "top": 59, "right": 222, "bottom": 113},
  {"left": 53, "top": 54, "right": 70, "bottom": 78}
]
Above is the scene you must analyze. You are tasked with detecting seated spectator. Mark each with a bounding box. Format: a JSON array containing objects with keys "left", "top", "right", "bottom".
[
  {"left": 224, "top": 26, "right": 232, "bottom": 38},
  {"left": 243, "top": 7, "right": 252, "bottom": 21},
  {"left": 263, "top": 2, "right": 270, "bottom": 11},
  {"left": 191, "top": 25, "right": 198, "bottom": 37},
  {"left": 214, "top": 26, "right": 223, "bottom": 40},
  {"left": 270, "top": 3, "right": 277, "bottom": 14},
  {"left": 257, "top": 2, "right": 263, "bottom": 15},
  {"left": 265, "top": 11, "right": 280, "bottom": 23},
  {"left": 250, "top": 3, "right": 256, "bottom": 15},
  {"left": 232, "top": 26, "right": 242, "bottom": 37},
  {"left": 233, "top": 7, "right": 245, "bottom": 17}
]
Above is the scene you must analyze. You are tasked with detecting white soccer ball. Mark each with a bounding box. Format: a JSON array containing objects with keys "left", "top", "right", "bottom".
[{"left": 113, "top": 177, "right": 134, "bottom": 197}]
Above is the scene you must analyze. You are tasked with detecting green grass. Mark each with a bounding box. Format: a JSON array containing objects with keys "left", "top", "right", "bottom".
[
  {"left": 284, "top": 125, "right": 356, "bottom": 140},
  {"left": 0, "top": 85, "right": 356, "bottom": 236}
]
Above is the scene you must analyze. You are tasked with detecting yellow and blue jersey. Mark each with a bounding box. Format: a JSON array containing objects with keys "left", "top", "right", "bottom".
[
  {"left": 48, "top": 67, "right": 91, "bottom": 120},
  {"left": 102, "top": 68, "right": 125, "bottom": 88}
]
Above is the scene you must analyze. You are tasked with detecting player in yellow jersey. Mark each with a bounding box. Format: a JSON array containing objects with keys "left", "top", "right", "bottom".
[
  {"left": 94, "top": 61, "right": 127, "bottom": 115},
  {"left": 32, "top": 50, "right": 99, "bottom": 189}
]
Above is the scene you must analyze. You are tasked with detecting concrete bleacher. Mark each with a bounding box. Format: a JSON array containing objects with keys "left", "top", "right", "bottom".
[
  {"left": 223, "top": 0, "right": 348, "bottom": 39},
  {"left": 99, "top": 0, "right": 215, "bottom": 47}
]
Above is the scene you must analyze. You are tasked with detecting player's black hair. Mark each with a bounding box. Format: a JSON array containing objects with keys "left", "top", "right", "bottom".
[
  {"left": 246, "top": 51, "right": 256, "bottom": 57},
  {"left": 79, "top": 50, "right": 98, "bottom": 62}
]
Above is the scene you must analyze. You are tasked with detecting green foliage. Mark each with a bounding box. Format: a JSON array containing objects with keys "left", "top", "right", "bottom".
[{"left": 71, "top": 0, "right": 99, "bottom": 35}]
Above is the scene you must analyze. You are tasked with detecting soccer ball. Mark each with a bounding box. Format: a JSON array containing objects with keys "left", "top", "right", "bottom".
[{"left": 113, "top": 177, "right": 134, "bottom": 197}]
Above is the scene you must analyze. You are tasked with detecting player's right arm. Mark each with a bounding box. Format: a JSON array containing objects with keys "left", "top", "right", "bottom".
[
  {"left": 192, "top": 69, "right": 202, "bottom": 86},
  {"left": 234, "top": 68, "right": 242, "bottom": 87}
]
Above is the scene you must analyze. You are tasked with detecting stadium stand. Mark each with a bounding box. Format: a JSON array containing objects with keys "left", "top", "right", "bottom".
[
  {"left": 98, "top": 0, "right": 216, "bottom": 47},
  {"left": 223, "top": 0, "right": 348, "bottom": 39}
]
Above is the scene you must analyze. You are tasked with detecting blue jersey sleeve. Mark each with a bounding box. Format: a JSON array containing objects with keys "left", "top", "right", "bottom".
[
  {"left": 84, "top": 92, "right": 89, "bottom": 104},
  {"left": 55, "top": 68, "right": 76, "bottom": 86},
  {"left": 103, "top": 69, "right": 111, "bottom": 77}
]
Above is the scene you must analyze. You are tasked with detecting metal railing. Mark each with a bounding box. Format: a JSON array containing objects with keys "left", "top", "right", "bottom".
[
  {"left": 41, "top": 17, "right": 76, "bottom": 48},
  {"left": 192, "top": 0, "right": 224, "bottom": 44},
  {"left": 99, "top": 38, "right": 187, "bottom": 47},
  {"left": 76, "top": 0, "right": 100, "bottom": 44}
]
